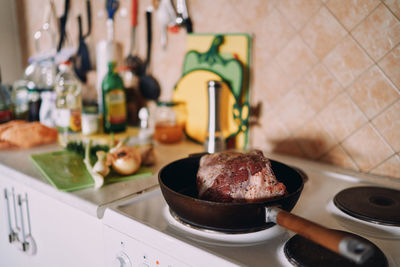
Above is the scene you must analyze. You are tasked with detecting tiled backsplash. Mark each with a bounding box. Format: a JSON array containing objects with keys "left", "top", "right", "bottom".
[{"left": 21, "top": 0, "right": 400, "bottom": 179}]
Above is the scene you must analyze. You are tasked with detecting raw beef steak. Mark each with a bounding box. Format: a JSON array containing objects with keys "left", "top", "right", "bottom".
[{"left": 196, "top": 150, "right": 287, "bottom": 202}]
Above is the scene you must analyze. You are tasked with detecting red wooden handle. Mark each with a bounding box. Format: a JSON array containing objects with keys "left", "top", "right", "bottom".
[{"left": 131, "top": 0, "right": 138, "bottom": 26}]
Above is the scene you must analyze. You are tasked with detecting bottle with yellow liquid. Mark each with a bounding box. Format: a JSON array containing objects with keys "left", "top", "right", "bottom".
[
  {"left": 55, "top": 61, "right": 82, "bottom": 147},
  {"left": 102, "top": 62, "right": 126, "bottom": 133}
]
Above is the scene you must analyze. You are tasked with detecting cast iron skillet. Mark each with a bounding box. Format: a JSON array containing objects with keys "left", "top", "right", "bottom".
[
  {"left": 158, "top": 154, "right": 374, "bottom": 264},
  {"left": 159, "top": 154, "right": 304, "bottom": 232}
]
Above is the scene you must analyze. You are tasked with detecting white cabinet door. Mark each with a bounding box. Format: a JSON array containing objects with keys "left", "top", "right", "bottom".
[{"left": 0, "top": 174, "right": 105, "bottom": 267}]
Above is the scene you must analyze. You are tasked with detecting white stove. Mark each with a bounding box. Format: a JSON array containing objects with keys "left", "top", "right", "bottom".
[{"left": 102, "top": 155, "right": 400, "bottom": 267}]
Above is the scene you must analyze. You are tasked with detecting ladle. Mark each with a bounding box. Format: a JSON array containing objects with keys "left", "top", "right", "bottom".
[
  {"left": 139, "top": 7, "right": 161, "bottom": 101},
  {"left": 125, "top": 0, "right": 144, "bottom": 75}
]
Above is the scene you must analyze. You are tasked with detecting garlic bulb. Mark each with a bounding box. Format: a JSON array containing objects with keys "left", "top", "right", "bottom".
[{"left": 93, "top": 151, "right": 110, "bottom": 177}]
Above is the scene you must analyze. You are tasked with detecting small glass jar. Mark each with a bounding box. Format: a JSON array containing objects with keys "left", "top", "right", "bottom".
[
  {"left": 27, "top": 85, "right": 41, "bottom": 122},
  {"left": 0, "top": 83, "right": 12, "bottom": 123},
  {"left": 82, "top": 104, "right": 99, "bottom": 135},
  {"left": 11, "top": 80, "right": 30, "bottom": 120},
  {"left": 117, "top": 66, "right": 144, "bottom": 126},
  {"left": 154, "top": 101, "right": 186, "bottom": 144}
]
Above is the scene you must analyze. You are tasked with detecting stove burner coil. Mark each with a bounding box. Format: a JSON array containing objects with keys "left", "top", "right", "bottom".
[
  {"left": 333, "top": 186, "right": 400, "bottom": 226},
  {"left": 284, "top": 233, "right": 388, "bottom": 267}
]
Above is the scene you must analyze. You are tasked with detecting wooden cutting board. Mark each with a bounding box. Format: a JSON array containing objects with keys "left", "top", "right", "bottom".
[{"left": 30, "top": 150, "right": 152, "bottom": 192}]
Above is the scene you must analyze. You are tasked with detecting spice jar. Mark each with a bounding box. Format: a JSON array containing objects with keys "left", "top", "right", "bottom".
[
  {"left": 11, "top": 80, "right": 30, "bottom": 120},
  {"left": 82, "top": 104, "right": 99, "bottom": 135},
  {"left": 0, "top": 83, "right": 12, "bottom": 123},
  {"left": 154, "top": 101, "right": 186, "bottom": 144}
]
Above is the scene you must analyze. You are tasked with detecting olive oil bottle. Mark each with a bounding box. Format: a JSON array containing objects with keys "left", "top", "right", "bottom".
[
  {"left": 102, "top": 62, "right": 127, "bottom": 133},
  {"left": 55, "top": 61, "right": 82, "bottom": 147}
]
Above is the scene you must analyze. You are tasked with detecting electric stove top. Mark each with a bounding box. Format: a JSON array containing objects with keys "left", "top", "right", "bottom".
[{"left": 102, "top": 154, "right": 400, "bottom": 267}]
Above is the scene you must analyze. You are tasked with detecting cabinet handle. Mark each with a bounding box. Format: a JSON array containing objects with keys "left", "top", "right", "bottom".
[
  {"left": 3, "top": 189, "right": 18, "bottom": 243},
  {"left": 24, "top": 193, "right": 33, "bottom": 237},
  {"left": 17, "top": 195, "right": 28, "bottom": 251},
  {"left": 17, "top": 193, "right": 37, "bottom": 255},
  {"left": 11, "top": 188, "right": 20, "bottom": 233},
  {"left": 3, "top": 188, "right": 37, "bottom": 255}
]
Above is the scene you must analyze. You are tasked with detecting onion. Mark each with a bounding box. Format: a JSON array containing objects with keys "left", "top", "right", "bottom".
[{"left": 109, "top": 146, "right": 141, "bottom": 175}]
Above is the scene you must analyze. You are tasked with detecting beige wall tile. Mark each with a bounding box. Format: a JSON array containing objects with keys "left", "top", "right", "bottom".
[
  {"left": 294, "top": 118, "right": 337, "bottom": 159},
  {"left": 320, "top": 145, "right": 359, "bottom": 171},
  {"left": 19, "top": 0, "right": 400, "bottom": 179},
  {"left": 371, "top": 154, "right": 400, "bottom": 178},
  {"left": 251, "top": 125, "right": 277, "bottom": 152},
  {"left": 257, "top": 59, "right": 294, "bottom": 107},
  {"left": 189, "top": 0, "right": 244, "bottom": 33},
  {"left": 276, "top": 35, "right": 318, "bottom": 83},
  {"left": 230, "top": 0, "right": 277, "bottom": 27},
  {"left": 372, "top": 100, "right": 400, "bottom": 152},
  {"left": 352, "top": 4, "right": 400, "bottom": 61},
  {"left": 341, "top": 124, "right": 394, "bottom": 171},
  {"left": 276, "top": 0, "right": 322, "bottom": 31},
  {"left": 251, "top": 55, "right": 269, "bottom": 100},
  {"left": 318, "top": 92, "right": 367, "bottom": 142},
  {"left": 379, "top": 44, "right": 400, "bottom": 89},
  {"left": 384, "top": 0, "right": 400, "bottom": 20},
  {"left": 301, "top": 7, "right": 347, "bottom": 59},
  {"left": 251, "top": 108, "right": 291, "bottom": 152},
  {"left": 251, "top": 103, "right": 304, "bottom": 157},
  {"left": 277, "top": 88, "right": 316, "bottom": 133},
  {"left": 322, "top": 35, "right": 373, "bottom": 87},
  {"left": 259, "top": 106, "right": 291, "bottom": 140},
  {"left": 325, "top": 0, "right": 380, "bottom": 31},
  {"left": 153, "top": 32, "right": 188, "bottom": 100},
  {"left": 296, "top": 63, "right": 343, "bottom": 113},
  {"left": 271, "top": 138, "right": 306, "bottom": 158},
  {"left": 253, "top": 8, "right": 296, "bottom": 58},
  {"left": 348, "top": 66, "right": 400, "bottom": 119}
]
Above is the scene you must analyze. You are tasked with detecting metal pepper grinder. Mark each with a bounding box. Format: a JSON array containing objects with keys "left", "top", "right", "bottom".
[{"left": 204, "top": 80, "right": 225, "bottom": 153}]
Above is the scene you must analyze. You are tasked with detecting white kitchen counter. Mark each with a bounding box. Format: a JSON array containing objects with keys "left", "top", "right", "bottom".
[
  {"left": 2, "top": 139, "right": 400, "bottom": 267},
  {"left": 2, "top": 138, "right": 398, "bottom": 220},
  {"left": 0, "top": 140, "right": 204, "bottom": 218}
]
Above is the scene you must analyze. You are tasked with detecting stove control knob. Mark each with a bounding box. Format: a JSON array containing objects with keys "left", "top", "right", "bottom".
[{"left": 113, "top": 252, "right": 131, "bottom": 267}]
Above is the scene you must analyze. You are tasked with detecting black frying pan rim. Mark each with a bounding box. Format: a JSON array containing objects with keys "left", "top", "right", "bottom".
[{"left": 158, "top": 156, "right": 306, "bottom": 207}]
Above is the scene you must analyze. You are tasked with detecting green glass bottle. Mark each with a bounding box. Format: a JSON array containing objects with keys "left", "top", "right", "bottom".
[{"left": 102, "top": 62, "right": 127, "bottom": 133}]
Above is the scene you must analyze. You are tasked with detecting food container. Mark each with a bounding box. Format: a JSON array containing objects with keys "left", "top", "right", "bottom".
[
  {"left": 11, "top": 80, "right": 30, "bottom": 120},
  {"left": 154, "top": 101, "right": 186, "bottom": 144},
  {"left": 82, "top": 104, "right": 99, "bottom": 135},
  {"left": 0, "top": 83, "right": 12, "bottom": 123},
  {"left": 118, "top": 66, "right": 145, "bottom": 126}
]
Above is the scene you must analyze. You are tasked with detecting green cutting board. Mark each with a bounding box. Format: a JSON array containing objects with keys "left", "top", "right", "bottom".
[{"left": 30, "top": 151, "right": 152, "bottom": 192}]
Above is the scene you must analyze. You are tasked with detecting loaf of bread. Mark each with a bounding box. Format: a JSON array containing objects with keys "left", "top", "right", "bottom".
[
  {"left": 0, "top": 120, "right": 27, "bottom": 136},
  {"left": 0, "top": 121, "right": 58, "bottom": 149},
  {"left": 0, "top": 140, "right": 16, "bottom": 149}
]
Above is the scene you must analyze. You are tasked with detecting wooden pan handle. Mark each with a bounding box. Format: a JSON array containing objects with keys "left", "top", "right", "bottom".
[{"left": 265, "top": 207, "right": 373, "bottom": 264}]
